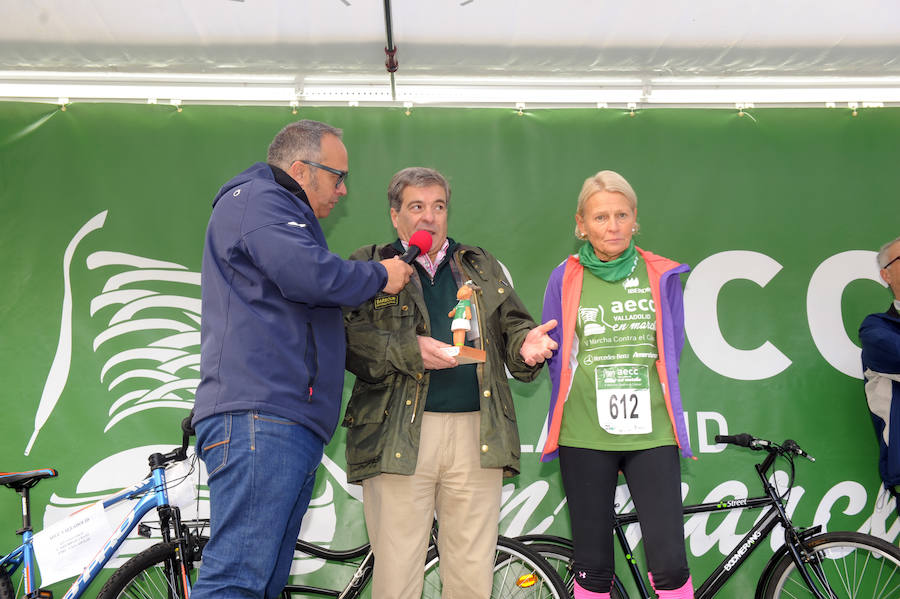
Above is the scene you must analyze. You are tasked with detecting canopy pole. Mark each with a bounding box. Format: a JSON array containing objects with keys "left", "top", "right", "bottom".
[{"left": 383, "top": 0, "right": 398, "bottom": 101}]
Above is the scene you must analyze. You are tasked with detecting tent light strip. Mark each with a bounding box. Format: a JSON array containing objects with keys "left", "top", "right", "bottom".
[{"left": 2, "top": 72, "right": 900, "bottom": 108}]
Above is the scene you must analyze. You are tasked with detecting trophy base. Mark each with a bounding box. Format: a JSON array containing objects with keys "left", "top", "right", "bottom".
[{"left": 441, "top": 345, "right": 486, "bottom": 364}]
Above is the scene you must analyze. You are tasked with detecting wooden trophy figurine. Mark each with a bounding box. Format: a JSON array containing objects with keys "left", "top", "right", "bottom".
[{"left": 442, "top": 280, "right": 486, "bottom": 364}]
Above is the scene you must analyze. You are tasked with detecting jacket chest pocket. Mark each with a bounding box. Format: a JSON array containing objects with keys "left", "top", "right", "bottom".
[{"left": 368, "top": 295, "right": 417, "bottom": 332}]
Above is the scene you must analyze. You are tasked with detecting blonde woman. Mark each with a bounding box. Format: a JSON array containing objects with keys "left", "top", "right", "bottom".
[{"left": 540, "top": 170, "right": 695, "bottom": 599}]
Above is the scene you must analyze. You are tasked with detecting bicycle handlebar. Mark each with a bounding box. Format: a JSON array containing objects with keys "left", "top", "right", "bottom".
[
  {"left": 149, "top": 413, "right": 196, "bottom": 470},
  {"left": 181, "top": 412, "right": 195, "bottom": 438},
  {"left": 714, "top": 433, "right": 815, "bottom": 462},
  {"left": 782, "top": 438, "right": 815, "bottom": 462}
]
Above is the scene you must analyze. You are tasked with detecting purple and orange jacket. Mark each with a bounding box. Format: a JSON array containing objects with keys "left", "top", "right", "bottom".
[{"left": 539, "top": 247, "right": 695, "bottom": 462}]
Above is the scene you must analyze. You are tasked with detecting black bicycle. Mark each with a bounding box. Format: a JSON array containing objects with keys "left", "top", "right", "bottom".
[
  {"left": 101, "top": 513, "right": 568, "bottom": 599},
  {"left": 520, "top": 433, "right": 900, "bottom": 598}
]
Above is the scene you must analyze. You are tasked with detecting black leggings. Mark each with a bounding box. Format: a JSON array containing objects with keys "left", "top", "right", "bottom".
[{"left": 559, "top": 445, "right": 690, "bottom": 593}]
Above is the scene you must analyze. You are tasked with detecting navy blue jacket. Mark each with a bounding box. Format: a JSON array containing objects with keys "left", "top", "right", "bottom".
[
  {"left": 194, "top": 162, "right": 387, "bottom": 442},
  {"left": 860, "top": 303, "right": 900, "bottom": 489}
]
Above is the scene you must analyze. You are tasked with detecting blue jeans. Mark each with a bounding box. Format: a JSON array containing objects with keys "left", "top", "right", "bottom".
[{"left": 190, "top": 411, "right": 324, "bottom": 599}]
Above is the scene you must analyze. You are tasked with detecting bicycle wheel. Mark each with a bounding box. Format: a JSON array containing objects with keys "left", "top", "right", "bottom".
[
  {"left": 422, "top": 536, "right": 569, "bottom": 599},
  {"left": 0, "top": 572, "right": 15, "bottom": 599},
  {"left": 528, "top": 542, "right": 629, "bottom": 599},
  {"left": 760, "top": 531, "right": 900, "bottom": 598},
  {"left": 97, "top": 542, "right": 198, "bottom": 599}
]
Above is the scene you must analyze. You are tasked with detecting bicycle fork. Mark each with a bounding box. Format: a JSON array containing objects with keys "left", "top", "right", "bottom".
[
  {"left": 154, "top": 503, "right": 194, "bottom": 599},
  {"left": 147, "top": 453, "right": 195, "bottom": 599},
  {"left": 781, "top": 527, "right": 838, "bottom": 599}
]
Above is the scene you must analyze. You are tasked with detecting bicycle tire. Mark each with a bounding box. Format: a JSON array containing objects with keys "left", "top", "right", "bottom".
[
  {"left": 96, "top": 541, "right": 197, "bottom": 599},
  {"left": 0, "top": 571, "right": 15, "bottom": 599},
  {"left": 422, "top": 536, "right": 569, "bottom": 599},
  {"left": 528, "top": 542, "right": 629, "bottom": 599},
  {"left": 760, "top": 531, "right": 900, "bottom": 599}
]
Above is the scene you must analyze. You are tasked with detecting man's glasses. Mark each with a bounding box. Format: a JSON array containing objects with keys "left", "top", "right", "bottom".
[
  {"left": 300, "top": 160, "right": 348, "bottom": 189},
  {"left": 883, "top": 255, "right": 900, "bottom": 269}
]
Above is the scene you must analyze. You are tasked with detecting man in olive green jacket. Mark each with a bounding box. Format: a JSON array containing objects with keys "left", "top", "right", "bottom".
[{"left": 343, "top": 167, "right": 557, "bottom": 599}]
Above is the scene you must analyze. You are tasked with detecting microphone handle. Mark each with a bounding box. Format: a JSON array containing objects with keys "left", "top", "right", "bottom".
[{"left": 400, "top": 246, "right": 422, "bottom": 264}]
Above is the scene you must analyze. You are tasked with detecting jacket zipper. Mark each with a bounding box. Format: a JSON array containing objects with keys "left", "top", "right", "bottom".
[
  {"left": 306, "top": 322, "right": 318, "bottom": 401},
  {"left": 411, "top": 280, "right": 427, "bottom": 423}
]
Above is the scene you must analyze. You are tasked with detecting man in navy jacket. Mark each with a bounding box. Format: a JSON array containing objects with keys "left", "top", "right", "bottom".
[
  {"left": 191, "top": 120, "right": 412, "bottom": 599},
  {"left": 860, "top": 235, "right": 900, "bottom": 514}
]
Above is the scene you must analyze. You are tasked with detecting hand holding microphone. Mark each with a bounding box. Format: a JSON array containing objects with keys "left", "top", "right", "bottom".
[
  {"left": 379, "top": 230, "right": 432, "bottom": 294},
  {"left": 400, "top": 230, "right": 433, "bottom": 263}
]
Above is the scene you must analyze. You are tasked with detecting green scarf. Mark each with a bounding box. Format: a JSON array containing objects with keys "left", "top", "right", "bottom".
[{"left": 578, "top": 239, "right": 639, "bottom": 282}]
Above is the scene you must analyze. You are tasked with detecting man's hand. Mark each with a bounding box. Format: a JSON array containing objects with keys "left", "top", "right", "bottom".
[
  {"left": 519, "top": 319, "right": 559, "bottom": 366},
  {"left": 418, "top": 335, "right": 459, "bottom": 370},
  {"left": 379, "top": 257, "right": 413, "bottom": 294}
]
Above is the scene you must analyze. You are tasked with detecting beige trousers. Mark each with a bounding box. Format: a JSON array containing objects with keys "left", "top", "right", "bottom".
[{"left": 362, "top": 411, "right": 503, "bottom": 599}]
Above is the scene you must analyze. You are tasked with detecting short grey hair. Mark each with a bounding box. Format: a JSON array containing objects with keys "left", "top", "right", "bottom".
[
  {"left": 575, "top": 170, "right": 638, "bottom": 238},
  {"left": 387, "top": 167, "right": 451, "bottom": 212},
  {"left": 877, "top": 236, "right": 900, "bottom": 268},
  {"left": 266, "top": 120, "right": 343, "bottom": 170}
]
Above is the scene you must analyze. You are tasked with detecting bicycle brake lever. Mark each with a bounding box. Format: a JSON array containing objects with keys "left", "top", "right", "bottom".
[
  {"left": 749, "top": 438, "right": 773, "bottom": 450},
  {"left": 783, "top": 439, "right": 815, "bottom": 462}
]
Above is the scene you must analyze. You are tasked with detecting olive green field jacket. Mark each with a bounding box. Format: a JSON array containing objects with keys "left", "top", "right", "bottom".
[{"left": 342, "top": 241, "right": 542, "bottom": 484}]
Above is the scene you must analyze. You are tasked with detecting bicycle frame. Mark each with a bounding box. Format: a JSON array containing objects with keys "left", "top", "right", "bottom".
[
  {"left": 277, "top": 519, "right": 442, "bottom": 598},
  {"left": 1, "top": 452, "right": 191, "bottom": 599},
  {"left": 1, "top": 534, "right": 37, "bottom": 598},
  {"left": 613, "top": 450, "right": 832, "bottom": 599},
  {"left": 281, "top": 540, "right": 375, "bottom": 599}
]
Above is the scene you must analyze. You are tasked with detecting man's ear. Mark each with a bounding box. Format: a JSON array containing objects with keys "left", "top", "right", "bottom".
[
  {"left": 389, "top": 207, "right": 399, "bottom": 229},
  {"left": 288, "top": 161, "right": 308, "bottom": 186},
  {"left": 881, "top": 267, "right": 891, "bottom": 286}
]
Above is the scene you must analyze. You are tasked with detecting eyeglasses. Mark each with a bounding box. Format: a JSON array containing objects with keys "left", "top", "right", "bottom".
[
  {"left": 883, "top": 255, "right": 900, "bottom": 269},
  {"left": 299, "top": 160, "right": 348, "bottom": 189}
]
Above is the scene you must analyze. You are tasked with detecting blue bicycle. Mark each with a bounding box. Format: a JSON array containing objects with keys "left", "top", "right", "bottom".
[
  {"left": 2, "top": 416, "right": 566, "bottom": 599},
  {"left": 0, "top": 421, "right": 200, "bottom": 599}
]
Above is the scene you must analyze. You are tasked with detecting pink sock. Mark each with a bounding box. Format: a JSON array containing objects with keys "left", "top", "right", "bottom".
[
  {"left": 650, "top": 574, "right": 694, "bottom": 598},
  {"left": 573, "top": 580, "right": 612, "bottom": 599}
]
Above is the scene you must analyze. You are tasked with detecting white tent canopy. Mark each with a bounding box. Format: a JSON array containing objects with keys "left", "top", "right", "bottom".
[{"left": 3, "top": 0, "right": 900, "bottom": 107}]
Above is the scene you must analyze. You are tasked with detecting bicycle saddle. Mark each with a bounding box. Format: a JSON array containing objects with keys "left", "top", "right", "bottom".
[{"left": 0, "top": 469, "right": 58, "bottom": 490}]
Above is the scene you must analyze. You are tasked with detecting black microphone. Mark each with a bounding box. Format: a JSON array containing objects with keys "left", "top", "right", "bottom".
[{"left": 401, "top": 230, "right": 433, "bottom": 263}]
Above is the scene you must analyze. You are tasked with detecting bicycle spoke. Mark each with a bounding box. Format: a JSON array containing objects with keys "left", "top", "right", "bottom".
[
  {"left": 766, "top": 535, "right": 900, "bottom": 599},
  {"left": 120, "top": 568, "right": 175, "bottom": 599},
  {"left": 424, "top": 539, "right": 566, "bottom": 599}
]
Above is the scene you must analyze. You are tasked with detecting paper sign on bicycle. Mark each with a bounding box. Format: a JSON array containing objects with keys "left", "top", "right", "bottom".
[
  {"left": 595, "top": 363, "right": 651, "bottom": 435},
  {"left": 31, "top": 501, "right": 113, "bottom": 586}
]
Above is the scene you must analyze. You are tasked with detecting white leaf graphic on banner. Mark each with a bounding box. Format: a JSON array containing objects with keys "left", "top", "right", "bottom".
[
  {"left": 87, "top": 251, "right": 200, "bottom": 432},
  {"left": 26, "top": 211, "right": 108, "bottom": 456}
]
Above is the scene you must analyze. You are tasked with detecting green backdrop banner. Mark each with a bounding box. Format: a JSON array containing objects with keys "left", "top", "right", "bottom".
[{"left": 1, "top": 102, "right": 897, "bottom": 596}]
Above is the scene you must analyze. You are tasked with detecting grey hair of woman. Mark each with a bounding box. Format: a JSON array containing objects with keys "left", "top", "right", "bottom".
[{"left": 574, "top": 170, "right": 640, "bottom": 240}]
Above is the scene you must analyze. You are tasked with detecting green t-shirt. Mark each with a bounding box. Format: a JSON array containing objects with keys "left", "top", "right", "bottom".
[{"left": 560, "top": 258, "right": 676, "bottom": 450}]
